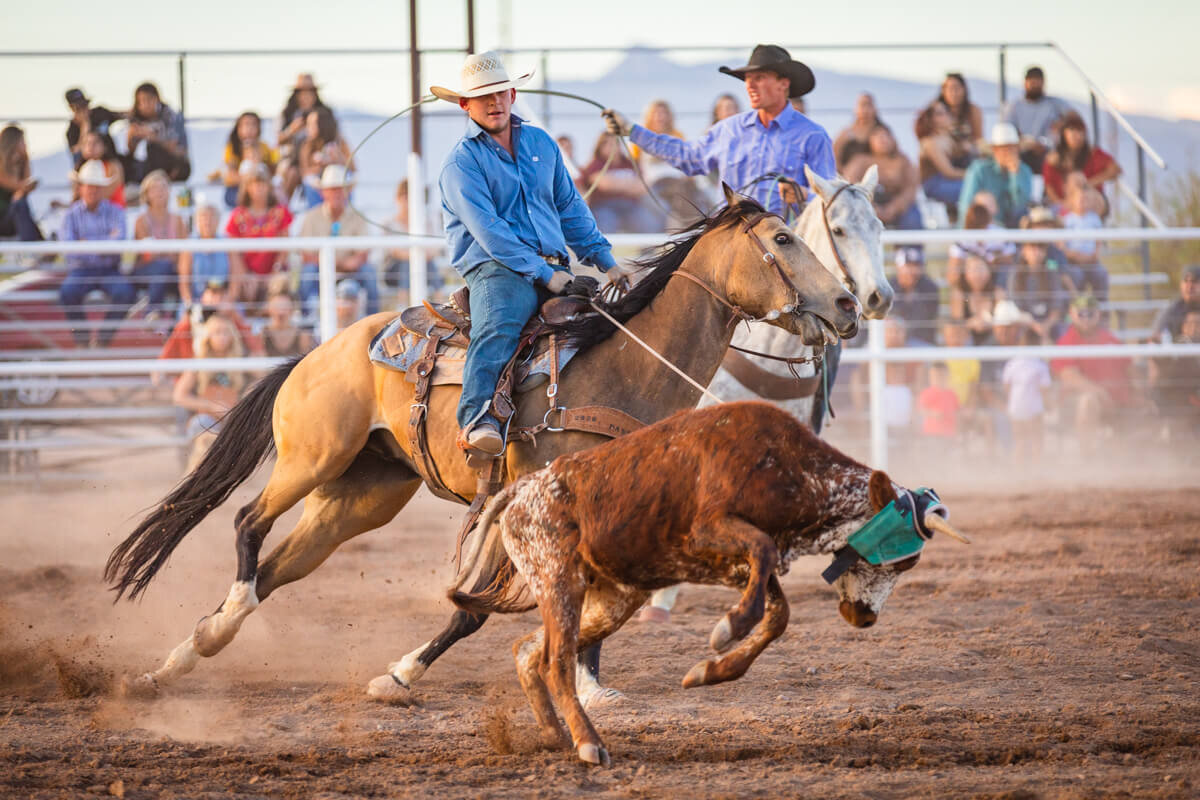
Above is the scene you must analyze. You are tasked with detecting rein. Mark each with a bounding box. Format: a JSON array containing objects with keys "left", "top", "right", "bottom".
[{"left": 818, "top": 182, "right": 859, "bottom": 295}]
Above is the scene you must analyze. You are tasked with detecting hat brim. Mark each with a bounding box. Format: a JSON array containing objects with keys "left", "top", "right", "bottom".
[
  {"left": 318, "top": 180, "right": 357, "bottom": 190},
  {"left": 430, "top": 71, "right": 534, "bottom": 103},
  {"left": 719, "top": 61, "right": 815, "bottom": 98},
  {"left": 68, "top": 170, "right": 117, "bottom": 187}
]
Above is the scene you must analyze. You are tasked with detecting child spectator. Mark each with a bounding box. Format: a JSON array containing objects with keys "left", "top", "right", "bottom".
[
  {"left": 215, "top": 112, "right": 277, "bottom": 208},
  {"left": 1151, "top": 266, "right": 1200, "bottom": 342},
  {"left": 1051, "top": 294, "right": 1134, "bottom": 452},
  {"left": 946, "top": 194, "right": 1016, "bottom": 286},
  {"left": 949, "top": 254, "right": 1004, "bottom": 345},
  {"left": 834, "top": 92, "right": 880, "bottom": 171},
  {"left": 916, "top": 103, "right": 966, "bottom": 210},
  {"left": 177, "top": 204, "right": 229, "bottom": 305},
  {"left": 226, "top": 163, "right": 293, "bottom": 307},
  {"left": 936, "top": 73, "right": 983, "bottom": 159},
  {"left": 132, "top": 170, "right": 186, "bottom": 318},
  {"left": 919, "top": 362, "right": 960, "bottom": 440},
  {"left": 335, "top": 278, "right": 364, "bottom": 334},
  {"left": 298, "top": 107, "right": 352, "bottom": 208},
  {"left": 64, "top": 87, "right": 119, "bottom": 169},
  {"left": 1059, "top": 172, "right": 1109, "bottom": 302},
  {"left": 261, "top": 290, "right": 313, "bottom": 357},
  {"left": 1151, "top": 310, "right": 1200, "bottom": 435},
  {"left": 173, "top": 314, "right": 248, "bottom": 470},
  {"left": 844, "top": 123, "right": 922, "bottom": 230},
  {"left": 1008, "top": 209, "right": 1075, "bottom": 341},
  {"left": 58, "top": 160, "right": 133, "bottom": 348},
  {"left": 1042, "top": 112, "right": 1120, "bottom": 208},
  {"left": 0, "top": 124, "right": 45, "bottom": 242},
  {"left": 1002, "top": 326, "right": 1052, "bottom": 463},
  {"left": 73, "top": 131, "right": 125, "bottom": 207},
  {"left": 383, "top": 179, "right": 412, "bottom": 289},
  {"left": 298, "top": 165, "right": 378, "bottom": 317},
  {"left": 159, "top": 279, "right": 258, "bottom": 361},
  {"left": 123, "top": 82, "right": 190, "bottom": 183}
]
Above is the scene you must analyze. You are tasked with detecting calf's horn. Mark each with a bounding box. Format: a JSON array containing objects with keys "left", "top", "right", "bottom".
[{"left": 925, "top": 513, "right": 971, "bottom": 544}]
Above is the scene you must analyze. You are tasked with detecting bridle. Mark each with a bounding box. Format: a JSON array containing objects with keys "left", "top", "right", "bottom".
[{"left": 818, "top": 182, "right": 861, "bottom": 296}]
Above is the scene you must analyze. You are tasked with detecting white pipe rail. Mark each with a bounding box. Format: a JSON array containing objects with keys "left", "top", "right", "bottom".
[{"left": 1117, "top": 180, "right": 1168, "bottom": 230}]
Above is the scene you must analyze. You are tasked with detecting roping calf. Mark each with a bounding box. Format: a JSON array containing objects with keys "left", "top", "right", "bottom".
[{"left": 448, "top": 401, "right": 967, "bottom": 767}]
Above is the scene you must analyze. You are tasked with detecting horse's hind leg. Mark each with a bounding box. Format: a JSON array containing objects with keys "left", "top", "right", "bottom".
[{"left": 682, "top": 573, "right": 789, "bottom": 688}]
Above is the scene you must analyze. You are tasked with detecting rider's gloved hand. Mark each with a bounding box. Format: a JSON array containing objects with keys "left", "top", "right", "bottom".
[
  {"left": 546, "top": 270, "right": 573, "bottom": 294},
  {"left": 602, "top": 109, "right": 630, "bottom": 137}
]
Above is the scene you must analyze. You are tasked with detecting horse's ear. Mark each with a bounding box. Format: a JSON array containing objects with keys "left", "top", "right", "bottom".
[
  {"left": 721, "top": 181, "right": 738, "bottom": 207},
  {"left": 858, "top": 164, "right": 879, "bottom": 198},
  {"left": 804, "top": 165, "right": 832, "bottom": 203},
  {"left": 868, "top": 470, "right": 898, "bottom": 512}
]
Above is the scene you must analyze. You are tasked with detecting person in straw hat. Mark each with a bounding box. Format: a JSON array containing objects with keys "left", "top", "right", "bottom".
[
  {"left": 602, "top": 44, "right": 834, "bottom": 216},
  {"left": 298, "top": 164, "right": 378, "bottom": 318},
  {"left": 58, "top": 159, "right": 135, "bottom": 347},
  {"left": 433, "top": 50, "right": 633, "bottom": 458}
]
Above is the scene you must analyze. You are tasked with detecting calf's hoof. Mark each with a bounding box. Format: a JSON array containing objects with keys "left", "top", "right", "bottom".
[
  {"left": 682, "top": 659, "right": 717, "bottom": 689},
  {"left": 578, "top": 742, "right": 611, "bottom": 767},
  {"left": 709, "top": 615, "right": 737, "bottom": 653},
  {"left": 366, "top": 673, "right": 417, "bottom": 706},
  {"left": 119, "top": 673, "right": 160, "bottom": 700}
]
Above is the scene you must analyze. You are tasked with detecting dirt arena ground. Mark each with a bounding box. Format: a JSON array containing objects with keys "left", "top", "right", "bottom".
[{"left": 1, "top": 448, "right": 1198, "bottom": 799}]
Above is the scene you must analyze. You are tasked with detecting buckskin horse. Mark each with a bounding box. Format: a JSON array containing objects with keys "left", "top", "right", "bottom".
[
  {"left": 448, "top": 400, "right": 969, "bottom": 767},
  {"left": 105, "top": 193, "right": 860, "bottom": 698}
]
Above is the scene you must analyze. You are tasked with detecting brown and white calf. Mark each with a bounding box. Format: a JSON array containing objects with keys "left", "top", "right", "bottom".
[{"left": 448, "top": 400, "right": 966, "bottom": 767}]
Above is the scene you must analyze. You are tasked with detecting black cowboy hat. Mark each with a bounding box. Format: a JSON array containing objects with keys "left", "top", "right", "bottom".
[{"left": 719, "top": 44, "right": 815, "bottom": 98}]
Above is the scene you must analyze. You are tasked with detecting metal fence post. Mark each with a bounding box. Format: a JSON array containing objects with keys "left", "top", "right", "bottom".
[
  {"left": 1089, "top": 90, "right": 1100, "bottom": 142},
  {"left": 1138, "top": 145, "right": 1151, "bottom": 299},
  {"left": 867, "top": 318, "right": 887, "bottom": 470},
  {"left": 177, "top": 53, "right": 186, "bottom": 117},
  {"left": 318, "top": 244, "right": 337, "bottom": 343},
  {"left": 998, "top": 45, "right": 1007, "bottom": 106},
  {"left": 408, "top": 152, "right": 429, "bottom": 304}
]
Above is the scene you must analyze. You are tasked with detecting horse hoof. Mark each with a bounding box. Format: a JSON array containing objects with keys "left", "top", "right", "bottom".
[
  {"left": 578, "top": 743, "right": 611, "bottom": 767},
  {"left": 709, "top": 615, "right": 735, "bottom": 653},
  {"left": 580, "top": 686, "right": 626, "bottom": 711},
  {"left": 366, "top": 673, "right": 416, "bottom": 705},
  {"left": 682, "top": 660, "right": 714, "bottom": 689},
  {"left": 119, "top": 673, "right": 160, "bottom": 700}
]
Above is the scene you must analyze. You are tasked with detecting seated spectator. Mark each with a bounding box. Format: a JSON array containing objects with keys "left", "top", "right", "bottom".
[
  {"left": 215, "top": 112, "right": 278, "bottom": 209},
  {"left": 58, "top": 160, "right": 133, "bottom": 348},
  {"left": 122, "top": 82, "right": 190, "bottom": 183},
  {"left": 159, "top": 279, "right": 258, "bottom": 361},
  {"left": 946, "top": 195, "right": 1016, "bottom": 286},
  {"left": 556, "top": 135, "right": 582, "bottom": 181},
  {"left": 1008, "top": 210, "right": 1076, "bottom": 342},
  {"left": 72, "top": 130, "right": 125, "bottom": 207},
  {"left": 0, "top": 124, "right": 45, "bottom": 242},
  {"left": 335, "top": 278, "right": 364, "bottom": 333},
  {"left": 629, "top": 99, "right": 683, "bottom": 163},
  {"left": 298, "top": 165, "right": 378, "bottom": 318},
  {"left": 916, "top": 103, "right": 966, "bottom": 210},
  {"left": 1059, "top": 173, "right": 1109, "bottom": 302},
  {"left": 844, "top": 124, "right": 921, "bottom": 230},
  {"left": 132, "top": 170, "right": 186, "bottom": 318},
  {"left": 226, "top": 163, "right": 293, "bottom": 307},
  {"left": 173, "top": 314, "right": 248, "bottom": 470},
  {"left": 1051, "top": 294, "right": 1134, "bottom": 452},
  {"left": 958, "top": 123, "right": 1032, "bottom": 228},
  {"left": 1151, "top": 310, "right": 1200, "bottom": 433},
  {"left": 949, "top": 254, "right": 1004, "bottom": 345},
  {"left": 632, "top": 100, "right": 704, "bottom": 229},
  {"left": 918, "top": 362, "right": 960, "bottom": 440},
  {"left": 1151, "top": 265, "right": 1200, "bottom": 342},
  {"left": 277, "top": 73, "right": 330, "bottom": 200},
  {"left": 383, "top": 179, "right": 411, "bottom": 289},
  {"left": 64, "top": 87, "right": 118, "bottom": 169},
  {"left": 941, "top": 318, "right": 982, "bottom": 408},
  {"left": 1002, "top": 326, "right": 1052, "bottom": 463},
  {"left": 178, "top": 204, "right": 230, "bottom": 305},
  {"left": 1042, "top": 112, "right": 1120, "bottom": 210},
  {"left": 977, "top": 300, "right": 1034, "bottom": 453},
  {"left": 936, "top": 73, "right": 983, "bottom": 160},
  {"left": 710, "top": 93, "right": 741, "bottom": 127},
  {"left": 1002, "top": 66, "right": 1071, "bottom": 172},
  {"left": 580, "top": 133, "right": 660, "bottom": 234},
  {"left": 298, "top": 107, "right": 352, "bottom": 208},
  {"left": 889, "top": 246, "right": 941, "bottom": 344},
  {"left": 261, "top": 290, "right": 313, "bottom": 357},
  {"left": 834, "top": 92, "right": 880, "bottom": 171}
]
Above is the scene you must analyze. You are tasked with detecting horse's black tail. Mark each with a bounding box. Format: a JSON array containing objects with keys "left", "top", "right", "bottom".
[{"left": 104, "top": 357, "right": 302, "bottom": 601}]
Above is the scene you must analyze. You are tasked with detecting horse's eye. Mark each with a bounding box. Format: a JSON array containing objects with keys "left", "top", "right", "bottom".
[
  {"left": 774, "top": 232, "right": 791, "bottom": 245},
  {"left": 832, "top": 226, "right": 846, "bottom": 237}
]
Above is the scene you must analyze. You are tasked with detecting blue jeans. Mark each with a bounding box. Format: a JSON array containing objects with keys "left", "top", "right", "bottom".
[
  {"left": 299, "top": 261, "right": 380, "bottom": 316},
  {"left": 134, "top": 258, "right": 177, "bottom": 313},
  {"left": 457, "top": 260, "right": 543, "bottom": 429},
  {"left": 59, "top": 264, "right": 137, "bottom": 346},
  {"left": 888, "top": 203, "right": 924, "bottom": 231},
  {"left": 0, "top": 196, "right": 44, "bottom": 242},
  {"left": 922, "top": 174, "right": 963, "bottom": 206},
  {"left": 1073, "top": 262, "right": 1110, "bottom": 303}
]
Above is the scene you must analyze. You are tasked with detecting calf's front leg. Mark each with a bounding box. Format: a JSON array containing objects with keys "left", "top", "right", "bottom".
[
  {"left": 683, "top": 573, "right": 789, "bottom": 687},
  {"left": 684, "top": 515, "right": 780, "bottom": 653}
]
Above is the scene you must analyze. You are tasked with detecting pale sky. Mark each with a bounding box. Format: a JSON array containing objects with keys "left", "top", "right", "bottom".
[{"left": 4, "top": 0, "right": 1200, "bottom": 157}]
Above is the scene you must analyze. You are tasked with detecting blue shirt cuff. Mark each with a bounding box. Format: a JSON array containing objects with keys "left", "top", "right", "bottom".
[
  {"left": 590, "top": 249, "right": 618, "bottom": 270},
  {"left": 536, "top": 262, "right": 556, "bottom": 284}
]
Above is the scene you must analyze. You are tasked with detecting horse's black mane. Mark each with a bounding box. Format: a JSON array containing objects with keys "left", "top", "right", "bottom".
[{"left": 564, "top": 197, "right": 767, "bottom": 352}]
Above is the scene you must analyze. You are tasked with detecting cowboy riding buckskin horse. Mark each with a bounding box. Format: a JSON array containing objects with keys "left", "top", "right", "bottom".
[{"left": 103, "top": 51, "right": 861, "bottom": 703}]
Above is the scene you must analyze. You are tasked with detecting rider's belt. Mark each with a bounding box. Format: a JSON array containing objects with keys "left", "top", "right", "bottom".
[{"left": 541, "top": 254, "right": 569, "bottom": 267}]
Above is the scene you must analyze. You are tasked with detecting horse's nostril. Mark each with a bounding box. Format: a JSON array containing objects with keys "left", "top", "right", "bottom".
[
  {"left": 867, "top": 290, "right": 882, "bottom": 309},
  {"left": 836, "top": 295, "right": 857, "bottom": 315}
]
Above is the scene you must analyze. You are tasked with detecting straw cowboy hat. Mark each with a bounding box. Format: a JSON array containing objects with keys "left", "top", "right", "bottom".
[
  {"left": 991, "top": 299, "right": 1034, "bottom": 327},
  {"left": 318, "top": 164, "right": 355, "bottom": 189},
  {"left": 430, "top": 50, "right": 534, "bottom": 102},
  {"left": 69, "top": 159, "right": 117, "bottom": 186},
  {"left": 990, "top": 122, "right": 1020, "bottom": 147},
  {"left": 719, "top": 44, "right": 816, "bottom": 98}
]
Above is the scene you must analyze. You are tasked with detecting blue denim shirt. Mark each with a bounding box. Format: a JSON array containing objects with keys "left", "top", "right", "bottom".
[
  {"left": 628, "top": 105, "right": 836, "bottom": 216},
  {"left": 60, "top": 199, "right": 127, "bottom": 271},
  {"left": 440, "top": 114, "right": 616, "bottom": 284}
]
